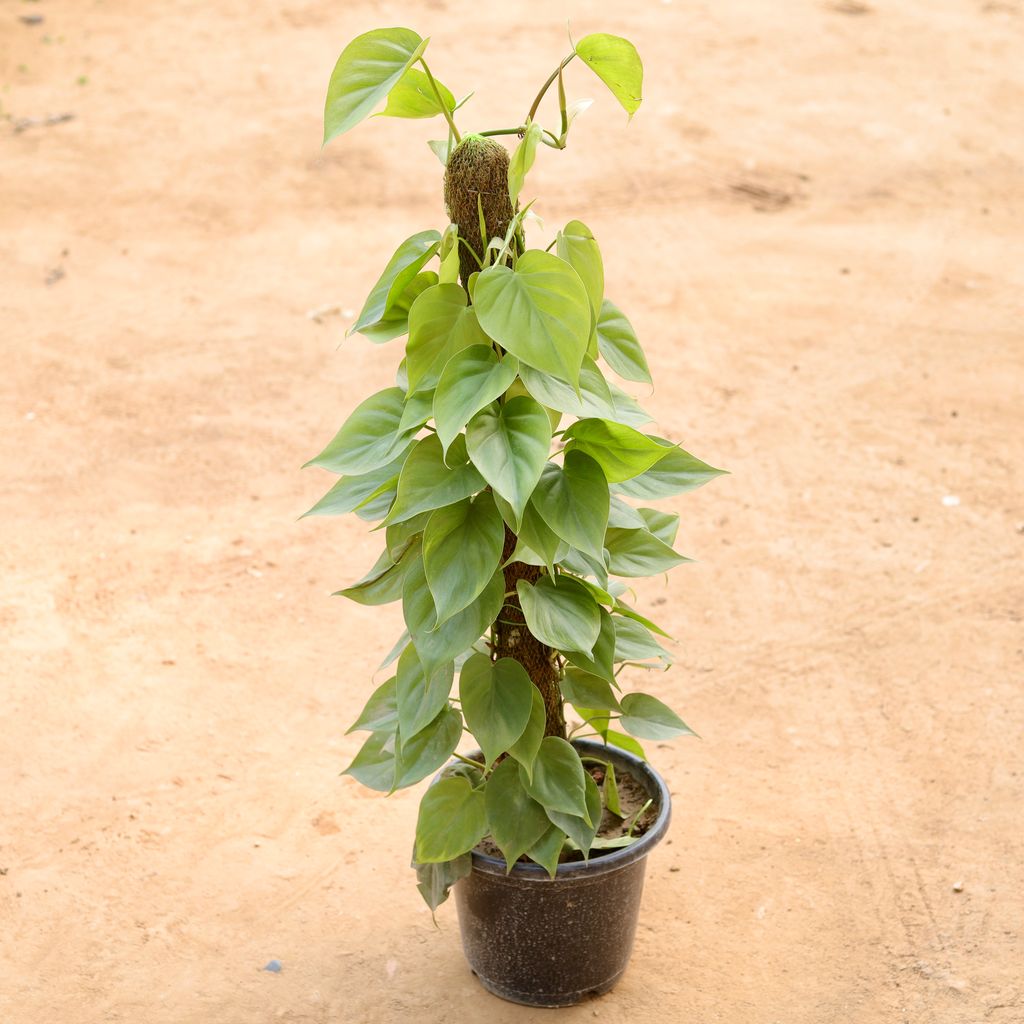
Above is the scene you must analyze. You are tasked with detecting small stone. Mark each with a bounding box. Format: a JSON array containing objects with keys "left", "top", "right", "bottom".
[
  {"left": 263, "top": 959, "right": 283, "bottom": 973},
  {"left": 941, "top": 495, "right": 960, "bottom": 507},
  {"left": 952, "top": 880, "right": 964, "bottom": 893}
]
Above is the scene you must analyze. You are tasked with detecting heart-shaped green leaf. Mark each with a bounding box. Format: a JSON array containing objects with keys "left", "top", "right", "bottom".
[
  {"left": 545, "top": 771, "right": 602, "bottom": 857},
  {"left": 620, "top": 693, "right": 697, "bottom": 740},
  {"left": 612, "top": 616, "right": 673, "bottom": 667},
  {"left": 396, "top": 644, "right": 455, "bottom": 739},
  {"left": 414, "top": 776, "right": 487, "bottom": 862},
  {"left": 556, "top": 220, "right": 603, "bottom": 321},
  {"left": 484, "top": 758, "right": 552, "bottom": 868},
  {"left": 612, "top": 437, "right": 727, "bottom": 498},
  {"left": 305, "top": 387, "right": 412, "bottom": 477},
  {"left": 394, "top": 704, "right": 463, "bottom": 790},
  {"left": 351, "top": 231, "right": 441, "bottom": 337},
  {"left": 530, "top": 451, "right": 609, "bottom": 561},
  {"left": 459, "top": 655, "right": 536, "bottom": 767},
  {"left": 516, "top": 574, "right": 602, "bottom": 656},
  {"left": 434, "top": 346, "right": 520, "bottom": 456},
  {"left": 383, "top": 434, "right": 485, "bottom": 526},
  {"left": 508, "top": 685, "right": 546, "bottom": 781},
  {"left": 406, "top": 284, "right": 489, "bottom": 394},
  {"left": 595, "top": 300, "right": 651, "bottom": 384},
  {"left": 519, "top": 737, "right": 590, "bottom": 822},
  {"left": 574, "top": 33, "right": 643, "bottom": 117},
  {"left": 563, "top": 419, "right": 673, "bottom": 483},
  {"left": 377, "top": 66, "right": 454, "bottom": 119},
  {"left": 346, "top": 676, "right": 400, "bottom": 734},
  {"left": 605, "top": 527, "right": 690, "bottom": 577}
]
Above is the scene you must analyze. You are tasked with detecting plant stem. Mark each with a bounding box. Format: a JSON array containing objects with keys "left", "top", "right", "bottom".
[
  {"left": 418, "top": 58, "right": 461, "bottom": 144},
  {"left": 479, "top": 127, "right": 524, "bottom": 137},
  {"left": 453, "top": 752, "right": 486, "bottom": 770},
  {"left": 527, "top": 53, "right": 576, "bottom": 124}
]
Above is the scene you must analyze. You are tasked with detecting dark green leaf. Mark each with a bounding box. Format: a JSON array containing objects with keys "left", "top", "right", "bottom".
[
  {"left": 342, "top": 731, "right": 397, "bottom": 791},
  {"left": 305, "top": 387, "right": 411, "bottom": 476},
  {"left": 530, "top": 451, "right": 609, "bottom": 561},
  {"left": 563, "top": 609, "right": 616, "bottom": 683},
  {"left": 413, "top": 852, "right": 471, "bottom": 912},
  {"left": 423, "top": 493, "right": 504, "bottom": 625},
  {"left": 395, "top": 704, "right": 463, "bottom": 790},
  {"left": 508, "top": 685, "right": 546, "bottom": 781},
  {"left": 561, "top": 665, "right": 621, "bottom": 711},
  {"left": 414, "top": 776, "right": 487, "bottom": 862},
  {"left": 519, "top": 736, "right": 590, "bottom": 822},
  {"left": 396, "top": 644, "right": 455, "bottom": 739},
  {"left": 346, "top": 676, "right": 399, "bottom": 734},
  {"left": 517, "top": 574, "right": 602, "bottom": 656},
  {"left": 546, "top": 771, "right": 602, "bottom": 857},
  {"left": 351, "top": 231, "right": 441, "bottom": 336},
  {"left": 595, "top": 300, "right": 651, "bottom": 384},
  {"left": 323, "top": 28, "right": 428, "bottom": 143},
  {"left": 484, "top": 758, "right": 552, "bottom": 869},
  {"left": 473, "top": 250, "right": 591, "bottom": 386},
  {"left": 465, "top": 396, "right": 551, "bottom": 525},
  {"left": 336, "top": 540, "right": 420, "bottom": 606},
  {"left": 526, "top": 824, "right": 566, "bottom": 878},
  {"left": 459, "top": 655, "right": 536, "bottom": 767},
  {"left": 620, "top": 692, "right": 696, "bottom": 740},
  {"left": 434, "top": 346, "right": 520, "bottom": 456}
]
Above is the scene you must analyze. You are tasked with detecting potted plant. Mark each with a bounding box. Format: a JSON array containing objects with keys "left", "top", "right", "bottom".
[{"left": 304, "top": 26, "right": 725, "bottom": 1007}]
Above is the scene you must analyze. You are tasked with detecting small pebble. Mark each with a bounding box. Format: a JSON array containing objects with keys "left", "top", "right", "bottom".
[
  {"left": 952, "top": 880, "right": 964, "bottom": 893},
  {"left": 941, "top": 495, "right": 960, "bottom": 507},
  {"left": 263, "top": 959, "right": 283, "bottom": 973}
]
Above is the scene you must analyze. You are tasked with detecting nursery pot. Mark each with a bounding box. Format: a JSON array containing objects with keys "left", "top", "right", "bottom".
[{"left": 453, "top": 738, "right": 672, "bottom": 1008}]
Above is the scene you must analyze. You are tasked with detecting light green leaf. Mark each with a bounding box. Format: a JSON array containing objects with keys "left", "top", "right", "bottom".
[
  {"left": 301, "top": 443, "right": 412, "bottom": 518},
  {"left": 613, "top": 437, "right": 727, "bottom": 499},
  {"left": 342, "top": 732, "right": 397, "bottom": 791},
  {"left": 606, "top": 381, "right": 653, "bottom": 428},
  {"left": 556, "top": 220, "right": 603, "bottom": 321},
  {"left": 605, "top": 526, "right": 690, "bottom": 577},
  {"left": 403, "top": 558, "right": 504, "bottom": 678},
  {"left": 359, "top": 271, "right": 438, "bottom": 344},
  {"left": 406, "top": 283, "right": 489, "bottom": 394},
  {"left": 562, "top": 665, "right": 621, "bottom": 712},
  {"left": 383, "top": 434, "right": 485, "bottom": 526},
  {"left": 465, "top": 396, "right": 552, "bottom": 525},
  {"left": 519, "top": 736, "right": 590, "bottom": 822},
  {"left": 484, "top": 758, "right": 552, "bottom": 869},
  {"left": 413, "top": 853, "right": 472, "bottom": 912},
  {"left": 508, "top": 121, "right": 544, "bottom": 207},
  {"left": 620, "top": 692, "right": 697, "bottom": 740},
  {"left": 396, "top": 644, "right": 455, "bottom": 739},
  {"left": 428, "top": 137, "right": 453, "bottom": 165},
  {"left": 605, "top": 729, "right": 646, "bottom": 759},
  {"left": 351, "top": 231, "right": 441, "bottom": 337},
  {"left": 398, "top": 388, "right": 434, "bottom": 433},
  {"left": 526, "top": 824, "right": 566, "bottom": 878},
  {"left": 324, "top": 28, "right": 428, "bottom": 143},
  {"left": 603, "top": 761, "right": 624, "bottom": 817},
  {"left": 423, "top": 493, "right": 504, "bottom": 625},
  {"left": 346, "top": 676, "right": 399, "bottom": 734},
  {"left": 563, "top": 419, "right": 671, "bottom": 483},
  {"left": 559, "top": 547, "right": 611, "bottom": 590},
  {"left": 574, "top": 33, "right": 643, "bottom": 117},
  {"left": 612, "top": 599, "right": 672, "bottom": 639},
  {"left": 530, "top": 451, "right": 609, "bottom": 561},
  {"left": 385, "top": 512, "right": 430, "bottom": 560},
  {"left": 336, "top": 541, "right": 419, "bottom": 606},
  {"left": 305, "top": 387, "right": 411, "bottom": 476},
  {"left": 508, "top": 685, "right": 546, "bottom": 781},
  {"left": 518, "top": 356, "right": 615, "bottom": 421},
  {"left": 596, "top": 300, "right": 651, "bottom": 384},
  {"left": 516, "top": 574, "right": 601, "bottom": 656},
  {"left": 459, "top": 655, "right": 536, "bottom": 767},
  {"left": 546, "top": 771, "right": 602, "bottom": 857},
  {"left": 613, "top": 616, "right": 673, "bottom": 666},
  {"left": 434, "top": 346, "right": 520, "bottom": 456},
  {"left": 607, "top": 495, "right": 646, "bottom": 530},
  {"left": 394, "top": 704, "right": 463, "bottom": 790},
  {"left": 414, "top": 776, "right": 487, "bottom": 862},
  {"left": 639, "top": 507, "right": 680, "bottom": 545},
  {"left": 473, "top": 250, "right": 591, "bottom": 386},
  {"left": 377, "top": 66, "right": 454, "bottom": 119}
]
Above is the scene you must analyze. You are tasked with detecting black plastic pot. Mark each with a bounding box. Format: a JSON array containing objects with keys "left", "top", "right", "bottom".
[{"left": 453, "top": 738, "right": 672, "bottom": 1007}]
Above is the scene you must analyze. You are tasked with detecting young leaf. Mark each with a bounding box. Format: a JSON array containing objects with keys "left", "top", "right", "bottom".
[
  {"left": 465, "top": 396, "right": 552, "bottom": 525},
  {"left": 403, "top": 558, "right": 504, "bottom": 678},
  {"left": 396, "top": 645, "right": 455, "bottom": 739},
  {"left": 508, "top": 121, "right": 544, "bottom": 207},
  {"left": 301, "top": 444, "right": 413, "bottom": 518},
  {"left": 346, "top": 676, "right": 400, "bottom": 734},
  {"left": 603, "top": 761, "right": 624, "bottom": 817},
  {"left": 508, "top": 685, "right": 546, "bottom": 781},
  {"left": 556, "top": 220, "right": 604, "bottom": 321},
  {"left": 562, "top": 419, "right": 672, "bottom": 483},
  {"left": 612, "top": 438, "right": 727, "bottom": 499},
  {"left": 516, "top": 574, "right": 602, "bottom": 656},
  {"left": 484, "top": 758, "right": 552, "bottom": 869},
  {"left": 574, "top": 33, "right": 643, "bottom": 117},
  {"left": 427, "top": 137, "right": 453, "bottom": 165},
  {"left": 434, "top": 346, "right": 520, "bottom": 456},
  {"left": 413, "top": 852, "right": 472, "bottom": 912},
  {"left": 406, "top": 283, "right": 489, "bottom": 394},
  {"left": 305, "top": 387, "right": 411, "bottom": 476},
  {"left": 414, "top": 776, "right": 487, "bottom": 863},
  {"left": 459, "top": 655, "right": 536, "bottom": 767},
  {"left": 518, "top": 737, "right": 590, "bottom": 822},
  {"left": 350, "top": 231, "right": 441, "bottom": 337},
  {"left": 377, "top": 67, "right": 455, "bottom": 119},
  {"left": 526, "top": 824, "right": 567, "bottom": 878},
  {"left": 612, "top": 616, "right": 673, "bottom": 666},
  {"left": 530, "top": 451, "right": 609, "bottom": 561},
  {"left": 473, "top": 250, "right": 591, "bottom": 386},
  {"left": 545, "top": 771, "right": 602, "bottom": 857},
  {"left": 620, "top": 693, "right": 697, "bottom": 740},
  {"left": 394, "top": 704, "right": 464, "bottom": 790},
  {"left": 383, "top": 434, "right": 485, "bottom": 526},
  {"left": 605, "top": 526, "right": 690, "bottom": 577},
  {"left": 423, "top": 493, "right": 504, "bottom": 625},
  {"left": 324, "top": 28, "right": 428, "bottom": 143},
  {"left": 596, "top": 300, "right": 651, "bottom": 384}
]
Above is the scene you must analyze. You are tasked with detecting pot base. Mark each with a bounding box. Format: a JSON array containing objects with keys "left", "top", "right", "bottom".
[{"left": 469, "top": 966, "right": 625, "bottom": 1008}]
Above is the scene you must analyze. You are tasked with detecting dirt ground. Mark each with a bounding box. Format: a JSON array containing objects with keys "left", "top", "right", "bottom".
[{"left": 2, "top": 1, "right": 1022, "bottom": 1021}]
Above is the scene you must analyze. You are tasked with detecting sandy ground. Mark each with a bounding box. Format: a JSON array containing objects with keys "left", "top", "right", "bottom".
[{"left": 2, "top": 1, "right": 1023, "bottom": 1021}]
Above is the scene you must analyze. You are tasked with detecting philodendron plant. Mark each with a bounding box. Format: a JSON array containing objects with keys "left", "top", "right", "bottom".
[{"left": 306, "top": 27, "right": 724, "bottom": 911}]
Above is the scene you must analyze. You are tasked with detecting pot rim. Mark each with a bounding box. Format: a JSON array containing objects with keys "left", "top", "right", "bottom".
[{"left": 462, "top": 737, "right": 672, "bottom": 881}]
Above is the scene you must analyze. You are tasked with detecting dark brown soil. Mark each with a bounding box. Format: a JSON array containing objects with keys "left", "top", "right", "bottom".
[{"left": 476, "top": 762, "right": 658, "bottom": 865}]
